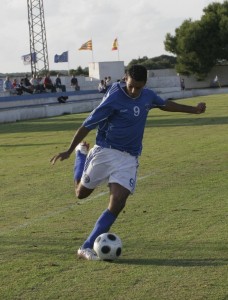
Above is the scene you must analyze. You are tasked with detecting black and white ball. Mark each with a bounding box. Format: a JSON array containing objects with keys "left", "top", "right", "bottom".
[{"left": 93, "top": 233, "right": 122, "bottom": 261}]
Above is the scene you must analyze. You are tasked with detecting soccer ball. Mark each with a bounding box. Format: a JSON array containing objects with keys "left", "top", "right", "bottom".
[{"left": 93, "top": 233, "right": 122, "bottom": 261}]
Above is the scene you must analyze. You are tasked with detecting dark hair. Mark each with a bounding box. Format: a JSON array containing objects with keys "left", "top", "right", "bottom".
[{"left": 126, "top": 65, "right": 147, "bottom": 82}]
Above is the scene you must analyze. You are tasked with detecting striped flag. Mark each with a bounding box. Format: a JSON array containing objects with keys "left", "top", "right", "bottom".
[
  {"left": 112, "top": 38, "right": 118, "bottom": 50},
  {"left": 79, "top": 40, "right": 92, "bottom": 50}
]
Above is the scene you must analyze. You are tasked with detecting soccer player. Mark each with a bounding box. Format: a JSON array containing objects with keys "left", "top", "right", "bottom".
[{"left": 50, "top": 65, "right": 206, "bottom": 260}]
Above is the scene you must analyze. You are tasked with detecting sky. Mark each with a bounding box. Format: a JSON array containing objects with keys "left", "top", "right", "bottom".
[{"left": 0, "top": 0, "right": 223, "bottom": 73}]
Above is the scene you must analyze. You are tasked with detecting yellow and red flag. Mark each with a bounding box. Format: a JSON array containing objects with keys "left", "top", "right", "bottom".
[
  {"left": 79, "top": 40, "right": 93, "bottom": 50},
  {"left": 112, "top": 38, "right": 118, "bottom": 51}
]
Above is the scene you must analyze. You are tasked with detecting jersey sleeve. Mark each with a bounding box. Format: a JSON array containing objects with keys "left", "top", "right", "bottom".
[
  {"left": 151, "top": 91, "right": 166, "bottom": 107},
  {"left": 83, "top": 90, "right": 115, "bottom": 130}
]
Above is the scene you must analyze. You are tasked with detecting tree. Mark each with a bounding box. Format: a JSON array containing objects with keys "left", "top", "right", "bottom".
[
  {"left": 127, "top": 55, "right": 176, "bottom": 70},
  {"left": 164, "top": 1, "right": 228, "bottom": 79},
  {"left": 69, "top": 66, "right": 89, "bottom": 76}
]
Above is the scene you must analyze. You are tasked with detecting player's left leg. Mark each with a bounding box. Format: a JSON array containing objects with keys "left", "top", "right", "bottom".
[
  {"left": 77, "top": 183, "right": 130, "bottom": 260},
  {"left": 108, "top": 183, "right": 130, "bottom": 216}
]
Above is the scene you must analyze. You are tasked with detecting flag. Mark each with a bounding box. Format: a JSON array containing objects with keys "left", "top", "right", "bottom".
[
  {"left": 112, "top": 38, "right": 118, "bottom": 51},
  {"left": 21, "top": 52, "right": 36, "bottom": 65},
  {"left": 54, "top": 51, "right": 68, "bottom": 63},
  {"left": 79, "top": 40, "right": 92, "bottom": 50}
]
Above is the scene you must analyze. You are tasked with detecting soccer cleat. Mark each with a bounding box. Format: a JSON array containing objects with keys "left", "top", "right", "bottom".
[
  {"left": 75, "top": 141, "right": 90, "bottom": 155},
  {"left": 77, "top": 247, "right": 100, "bottom": 261}
]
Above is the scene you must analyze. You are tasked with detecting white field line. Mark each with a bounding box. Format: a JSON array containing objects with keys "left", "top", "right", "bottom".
[{"left": 0, "top": 172, "right": 155, "bottom": 235}]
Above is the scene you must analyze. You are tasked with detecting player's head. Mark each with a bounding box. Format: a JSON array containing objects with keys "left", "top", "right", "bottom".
[
  {"left": 126, "top": 65, "right": 147, "bottom": 82},
  {"left": 125, "top": 65, "right": 147, "bottom": 98}
]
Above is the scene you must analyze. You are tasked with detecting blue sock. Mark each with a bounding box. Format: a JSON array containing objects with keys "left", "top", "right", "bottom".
[
  {"left": 82, "top": 209, "right": 117, "bottom": 249},
  {"left": 74, "top": 150, "right": 87, "bottom": 182}
]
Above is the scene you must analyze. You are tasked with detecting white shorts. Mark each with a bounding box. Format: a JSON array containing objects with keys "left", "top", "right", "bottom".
[{"left": 81, "top": 145, "right": 139, "bottom": 193}]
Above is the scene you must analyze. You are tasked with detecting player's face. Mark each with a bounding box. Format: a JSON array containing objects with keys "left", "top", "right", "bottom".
[{"left": 125, "top": 76, "right": 146, "bottom": 98}]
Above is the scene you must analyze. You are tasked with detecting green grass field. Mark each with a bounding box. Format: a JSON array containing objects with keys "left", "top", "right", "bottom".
[{"left": 0, "top": 94, "right": 227, "bottom": 300}]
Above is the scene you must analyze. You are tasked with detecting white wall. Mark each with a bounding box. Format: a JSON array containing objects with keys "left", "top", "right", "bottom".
[{"left": 89, "top": 61, "right": 125, "bottom": 81}]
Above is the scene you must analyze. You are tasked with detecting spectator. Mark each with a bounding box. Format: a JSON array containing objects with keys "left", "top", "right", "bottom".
[
  {"left": 19, "top": 78, "right": 33, "bottom": 94},
  {"left": 12, "top": 78, "right": 24, "bottom": 95},
  {"left": 24, "top": 74, "right": 33, "bottom": 93},
  {"left": 55, "top": 74, "right": 66, "bottom": 92},
  {"left": 12, "top": 79, "right": 19, "bottom": 89},
  {"left": 43, "top": 73, "right": 56, "bottom": 92},
  {"left": 3, "top": 76, "right": 17, "bottom": 94},
  {"left": 180, "top": 78, "right": 185, "bottom": 90},
  {"left": 98, "top": 80, "right": 107, "bottom": 93},
  {"left": 24, "top": 74, "right": 31, "bottom": 86},
  {"left": 71, "top": 75, "right": 80, "bottom": 91},
  {"left": 30, "top": 74, "right": 45, "bottom": 93},
  {"left": 105, "top": 76, "right": 112, "bottom": 88}
]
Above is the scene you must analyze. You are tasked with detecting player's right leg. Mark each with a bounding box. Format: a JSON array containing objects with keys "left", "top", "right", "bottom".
[
  {"left": 75, "top": 182, "right": 94, "bottom": 199},
  {"left": 74, "top": 141, "right": 90, "bottom": 184}
]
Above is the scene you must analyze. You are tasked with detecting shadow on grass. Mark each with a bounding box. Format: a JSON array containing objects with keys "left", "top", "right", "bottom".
[
  {"left": 0, "top": 116, "right": 86, "bottom": 134},
  {"left": 1, "top": 235, "right": 227, "bottom": 268},
  {"left": 117, "top": 258, "right": 228, "bottom": 267},
  {"left": 146, "top": 116, "right": 228, "bottom": 128},
  {"left": 0, "top": 115, "right": 227, "bottom": 135},
  {"left": 0, "top": 142, "right": 65, "bottom": 148}
]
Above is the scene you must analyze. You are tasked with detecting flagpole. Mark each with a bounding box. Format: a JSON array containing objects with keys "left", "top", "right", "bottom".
[
  {"left": 67, "top": 50, "right": 70, "bottom": 75},
  {"left": 91, "top": 37, "right": 94, "bottom": 62},
  {"left": 117, "top": 37, "right": 119, "bottom": 61}
]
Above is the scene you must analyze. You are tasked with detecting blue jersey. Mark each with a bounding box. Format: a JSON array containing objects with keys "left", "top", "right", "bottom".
[{"left": 83, "top": 82, "right": 166, "bottom": 156}]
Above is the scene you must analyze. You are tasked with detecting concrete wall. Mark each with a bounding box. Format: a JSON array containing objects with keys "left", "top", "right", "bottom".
[
  {"left": 179, "top": 65, "right": 228, "bottom": 89},
  {"left": 0, "top": 99, "right": 102, "bottom": 123},
  {"left": 0, "top": 91, "right": 103, "bottom": 123},
  {"left": 147, "top": 65, "right": 228, "bottom": 90}
]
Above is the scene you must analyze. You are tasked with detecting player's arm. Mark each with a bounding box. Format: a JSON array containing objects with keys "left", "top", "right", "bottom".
[
  {"left": 50, "top": 125, "right": 90, "bottom": 165},
  {"left": 159, "top": 100, "right": 206, "bottom": 114}
]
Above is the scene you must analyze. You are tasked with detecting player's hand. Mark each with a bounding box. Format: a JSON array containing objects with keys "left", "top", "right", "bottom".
[
  {"left": 195, "top": 102, "right": 206, "bottom": 114},
  {"left": 50, "top": 151, "right": 70, "bottom": 165}
]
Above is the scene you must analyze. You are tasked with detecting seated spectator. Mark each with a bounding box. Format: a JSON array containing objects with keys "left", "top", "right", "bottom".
[
  {"left": 23, "top": 74, "right": 34, "bottom": 93},
  {"left": 105, "top": 76, "right": 112, "bottom": 88},
  {"left": 55, "top": 74, "right": 66, "bottom": 92},
  {"left": 71, "top": 75, "right": 80, "bottom": 91},
  {"left": 43, "top": 73, "right": 56, "bottom": 92},
  {"left": 30, "top": 74, "right": 41, "bottom": 94},
  {"left": 30, "top": 74, "right": 45, "bottom": 93},
  {"left": 3, "top": 76, "right": 17, "bottom": 95},
  {"left": 19, "top": 78, "right": 33, "bottom": 94},
  {"left": 24, "top": 74, "right": 32, "bottom": 87},
  {"left": 12, "top": 78, "right": 24, "bottom": 95},
  {"left": 98, "top": 80, "right": 107, "bottom": 93},
  {"left": 12, "top": 78, "right": 18, "bottom": 88}
]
